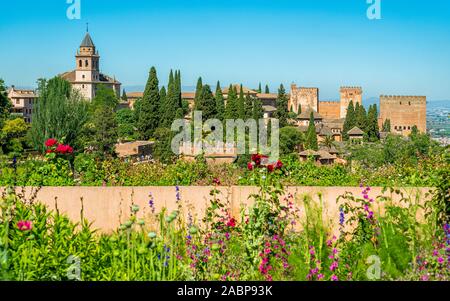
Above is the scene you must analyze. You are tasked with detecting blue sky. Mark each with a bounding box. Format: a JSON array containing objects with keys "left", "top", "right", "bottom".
[{"left": 1, "top": 0, "right": 449, "bottom": 100}]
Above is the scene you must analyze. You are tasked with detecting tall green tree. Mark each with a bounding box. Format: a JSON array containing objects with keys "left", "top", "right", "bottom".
[
  {"left": 193, "top": 77, "right": 203, "bottom": 111},
  {"left": 257, "top": 82, "right": 262, "bottom": 93},
  {"left": 355, "top": 102, "right": 367, "bottom": 132},
  {"left": 237, "top": 85, "right": 245, "bottom": 119},
  {"left": 382, "top": 119, "right": 391, "bottom": 132},
  {"left": 196, "top": 85, "right": 217, "bottom": 121},
  {"left": 244, "top": 93, "right": 253, "bottom": 119},
  {"left": 31, "top": 77, "right": 88, "bottom": 153},
  {"left": 121, "top": 89, "right": 128, "bottom": 102},
  {"left": 224, "top": 85, "right": 238, "bottom": 120},
  {"left": 137, "top": 67, "right": 160, "bottom": 139},
  {"left": 265, "top": 85, "right": 270, "bottom": 94},
  {"left": 89, "top": 85, "right": 118, "bottom": 157},
  {"left": 366, "top": 104, "right": 380, "bottom": 142},
  {"left": 0, "top": 79, "right": 12, "bottom": 128},
  {"left": 274, "top": 84, "right": 289, "bottom": 127},
  {"left": 252, "top": 97, "right": 264, "bottom": 121},
  {"left": 162, "top": 70, "right": 178, "bottom": 128},
  {"left": 116, "top": 108, "right": 136, "bottom": 140},
  {"left": 305, "top": 111, "right": 318, "bottom": 150},
  {"left": 342, "top": 101, "right": 355, "bottom": 141},
  {"left": 215, "top": 81, "right": 225, "bottom": 120},
  {"left": 159, "top": 86, "right": 167, "bottom": 120}
]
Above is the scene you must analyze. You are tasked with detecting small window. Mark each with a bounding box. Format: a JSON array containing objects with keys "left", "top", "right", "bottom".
[
  {"left": 400, "top": 102, "right": 402, "bottom": 105},
  {"left": 79, "top": 60, "right": 82, "bottom": 67},
  {"left": 408, "top": 126, "right": 411, "bottom": 130},
  {"left": 82, "top": 75, "right": 85, "bottom": 79},
  {"left": 403, "top": 126, "right": 406, "bottom": 130},
  {"left": 82, "top": 84, "right": 85, "bottom": 88},
  {"left": 409, "top": 101, "right": 411, "bottom": 105},
  {"left": 85, "top": 60, "right": 89, "bottom": 67}
]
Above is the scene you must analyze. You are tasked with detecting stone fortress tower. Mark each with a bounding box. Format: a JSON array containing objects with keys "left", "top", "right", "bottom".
[
  {"left": 60, "top": 29, "right": 121, "bottom": 100},
  {"left": 289, "top": 84, "right": 319, "bottom": 113},
  {"left": 379, "top": 95, "right": 427, "bottom": 135},
  {"left": 339, "top": 86, "right": 362, "bottom": 118}
]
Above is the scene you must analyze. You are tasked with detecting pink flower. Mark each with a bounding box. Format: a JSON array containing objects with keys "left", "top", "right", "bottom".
[
  {"left": 317, "top": 273, "right": 324, "bottom": 280},
  {"left": 45, "top": 138, "right": 58, "bottom": 147},
  {"left": 226, "top": 217, "right": 236, "bottom": 228},
  {"left": 17, "top": 220, "right": 32, "bottom": 231},
  {"left": 437, "top": 257, "right": 444, "bottom": 264},
  {"left": 331, "top": 275, "right": 338, "bottom": 281},
  {"left": 247, "top": 162, "right": 254, "bottom": 171}
]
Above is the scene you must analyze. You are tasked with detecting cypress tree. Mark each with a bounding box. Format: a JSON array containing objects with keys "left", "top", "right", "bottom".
[
  {"left": 265, "top": 85, "right": 270, "bottom": 94},
  {"left": 193, "top": 77, "right": 203, "bottom": 111},
  {"left": 342, "top": 100, "right": 355, "bottom": 141},
  {"left": 162, "top": 70, "right": 177, "bottom": 127},
  {"left": 274, "top": 84, "right": 289, "bottom": 127},
  {"left": 366, "top": 104, "right": 380, "bottom": 142},
  {"left": 305, "top": 111, "right": 318, "bottom": 150},
  {"left": 252, "top": 97, "right": 264, "bottom": 121},
  {"left": 215, "top": 81, "right": 225, "bottom": 121},
  {"left": 197, "top": 85, "right": 217, "bottom": 121},
  {"left": 237, "top": 85, "right": 245, "bottom": 119},
  {"left": 159, "top": 86, "right": 167, "bottom": 120},
  {"left": 382, "top": 119, "right": 391, "bottom": 132},
  {"left": 224, "top": 85, "right": 238, "bottom": 120},
  {"left": 0, "top": 79, "right": 12, "bottom": 128},
  {"left": 257, "top": 82, "right": 262, "bottom": 93},
  {"left": 175, "top": 70, "right": 182, "bottom": 108},
  {"left": 298, "top": 104, "right": 302, "bottom": 114},
  {"left": 121, "top": 89, "right": 128, "bottom": 102},
  {"left": 244, "top": 93, "right": 254, "bottom": 120},
  {"left": 137, "top": 67, "right": 160, "bottom": 139},
  {"left": 355, "top": 102, "right": 367, "bottom": 132}
]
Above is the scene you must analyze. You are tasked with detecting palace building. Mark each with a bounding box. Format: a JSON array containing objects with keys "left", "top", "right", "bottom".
[{"left": 59, "top": 31, "right": 121, "bottom": 100}]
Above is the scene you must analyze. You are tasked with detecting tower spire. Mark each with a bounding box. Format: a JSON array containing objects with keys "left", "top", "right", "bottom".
[{"left": 86, "top": 22, "right": 89, "bottom": 33}]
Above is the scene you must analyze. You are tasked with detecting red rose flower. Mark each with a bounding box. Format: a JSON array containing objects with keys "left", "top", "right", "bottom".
[
  {"left": 275, "top": 160, "right": 283, "bottom": 169},
  {"left": 247, "top": 162, "right": 254, "bottom": 170},
  {"left": 267, "top": 164, "right": 275, "bottom": 172},
  {"left": 45, "top": 138, "right": 58, "bottom": 148}
]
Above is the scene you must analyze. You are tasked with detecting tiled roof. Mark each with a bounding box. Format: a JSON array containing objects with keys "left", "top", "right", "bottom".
[
  {"left": 299, "top": 149, "right": 320, "bottom": 156},
  {"left": 222, "top": 85, "right": 257, "bottom": 95},
  {"left": 317, "top": 150, "right": 337, "bottom": 160},
  {"left": 80, "top": 33, "right": 95, "bottom": 47},
  {"left": 256, "top": 93, "right": 278, "bottom": 99},
  {"left": 348, "top": 126, "right": 364, "bottom": 135}
]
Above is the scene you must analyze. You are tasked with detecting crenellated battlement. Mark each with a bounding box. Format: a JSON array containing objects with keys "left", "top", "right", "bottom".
[
  {"left": 340, "top": 86, "right": 362, "bottom": 92},
  {"left": 380, "top": 95, "right": 426, "bottom": 104}
]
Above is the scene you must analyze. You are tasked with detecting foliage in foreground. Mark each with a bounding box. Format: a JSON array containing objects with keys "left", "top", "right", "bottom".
[{"left": 0, "top": 156, "right": 448, "bottom": 281}]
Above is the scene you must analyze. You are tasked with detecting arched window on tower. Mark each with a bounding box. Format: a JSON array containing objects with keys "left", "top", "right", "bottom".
[
  {"left": 85, "top": 60, "right": 89, "bottom": 67},
  {"left": 79, "top": 60, "right": 82, "bottom": 67}
]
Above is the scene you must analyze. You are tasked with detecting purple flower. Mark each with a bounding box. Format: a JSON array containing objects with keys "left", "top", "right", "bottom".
[
  {"left": 339, "top": 207, "right": 345, "bottom": 226},
  {"left": 175, "top": 186, "right": 181, "bottom": 203},
  {"left": 331, "top": 275, "right": 338, "bottom": 281},
  {"left": 148, "top": 193, "right": 155, "bottom": 214}
]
